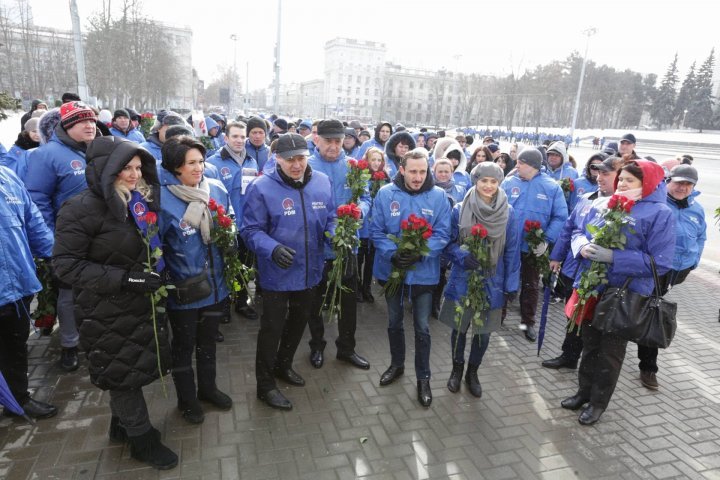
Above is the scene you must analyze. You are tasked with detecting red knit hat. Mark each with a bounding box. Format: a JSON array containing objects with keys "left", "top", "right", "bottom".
[{"left": 60, "top": 101, "right": 97, "bottom": 130}]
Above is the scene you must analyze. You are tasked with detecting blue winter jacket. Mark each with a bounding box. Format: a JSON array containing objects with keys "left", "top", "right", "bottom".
[
  {"left": 1, "top": 144, "right": 31, "bottom": 181},
  {"left": 443, "top": 203, "right": 520, "bottom": 310},
  {"left": 357, "top": 138, "right": 385, "bottom": 160},
  {"left": 245, "top": 139, "right": 270, "bottom": 171},
  {"left": 545, "top": 142, "right": 578, "bottom": 181},
  {"left": 668, "top": 191, "right": 706, "bottom": 271},
  {"left": 550, "top": 191, "right": 600, "bottom": 279},
  {"left": 370, "top": 180, "right": 452, "bottom": 286},
  {"left": 568, "top": 175, "right": 598, "bottom": 212},
  {"left": 206, "top": 146, "right": 259, "bottom": 227},
  {"left": 501, "top": 171, "right": 568, "bottom": 252},
  {"left": 308, "top": 150, "right": 371, "bottom": 260},
  {"left": 0, "top": 166, "right": 54, "bottom": 307},
  {"left": 109, "top": 126, "right": 145, "bottom": 144},
  {"left": 158, "top": 169, "right": 231, "bottom": 310},
  {"left": 240, "top": 167, "right": 335, "bottom": 292},
  {"left": 25, "top": 131, "right": 88, "bottom": 231},
  {"left": 140, "top": 134, "right": 163, "bottom": 161},
  {"left": 203, "top": 116, "right": 225, "bottom": 158},
  {"left": 570, "top": 183, "right": 675, "bottom": 296}
]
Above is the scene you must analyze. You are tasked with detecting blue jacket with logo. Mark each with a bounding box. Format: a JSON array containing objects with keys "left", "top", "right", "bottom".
[
  {"left": 24, "top": 131, "right": 88, "bottom": 231},
  {"left": 241, "top": 167, "right": 335, "bottom": 292},
  {"left": 158, "top": 168, "right": 231, "bottom": 310},
  {"left": 442, "top": 203, "right": 520, "bottom": 309},
  {"left": 109, "top": 126, "right": 145, "bottom": 144},
  {"left": 668, "top": 191, "right": 706, "bottom": 271},
  {"left": 370, "top": 179, "right": 452, "bottom": 286},
  {"left": 501, "top": 172, "right": 568, "bottom": 252},
  {"left": 0, "top": 166, "right": 54, "bottom": 307},
  {"left": 206, "top": 147, "right": 258, "bottom": 226},
  {"left": 568, "top": 175, "right": 598, "bottom": 212},
  {"left": 245, "top": 139, "right": 270, "bottom": 171},
  {"left": 308, "top": 150, "right": 371, "bottom": 259}
]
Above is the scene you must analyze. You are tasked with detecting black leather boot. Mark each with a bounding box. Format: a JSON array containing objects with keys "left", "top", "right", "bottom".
[
  {"left": 465, "top": 363, "right": 482, "bottom": 398},
  {"left": 446, "top": 362, "right": 464, "bottom": 393}
]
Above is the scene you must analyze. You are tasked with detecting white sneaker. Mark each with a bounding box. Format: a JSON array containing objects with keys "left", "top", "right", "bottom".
[{"left": 518, "top": 323, "right": 528, "bottom": 331}]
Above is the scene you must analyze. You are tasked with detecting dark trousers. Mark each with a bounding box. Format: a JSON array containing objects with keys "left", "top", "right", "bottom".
[
  {"left": 386, "top": 287, "right": 433, "bottom": 380},
  {"left": 109, "top": 388, "right": 151, "bottom": 437},
  {"left": 168, "top": 299, "right": 226, "bottom": 406},
  {"left": 256, "top": 287, "right": 317, "bottom": 394},
  {"left": 520, "top": 252, "right": 540, "bottom": 326},
  {"left": 451, "top": 329, "right": 490, "bottom": 366},
  {"left": 578, "top": 323, "right": 628, "bottom": 409},
  {"left": 0, "top": 296, "right": 32, "bottom": 404},
  {"left": 432, "top": 266, "right": 448, "bottom": 311},
  {"left": 308, "top": 259, "right": 357, "bottom": 355},
  {"left": 557, "top": 272, "right": 584, "bottom": 362},
  {"left": 236, "top": 235, "right": 254, "bottom": 305},
  {"left": 357, "top": 239, "right": 375, "bottom": 292}
]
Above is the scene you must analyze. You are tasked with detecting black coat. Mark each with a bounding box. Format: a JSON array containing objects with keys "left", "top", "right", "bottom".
[{"left": 52, "top": 136, "right": 170, "bottom": 391}]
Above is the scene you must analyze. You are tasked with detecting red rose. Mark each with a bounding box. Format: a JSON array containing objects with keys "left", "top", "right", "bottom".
[
  {"left": 350, "top": 204, "right": 361, "bottom": 219},
  {"left": 400, "top": 220, "right": 409, "bottom": 230},
  {"left": 471, "top": 223, "right": 488, "bottom": 239},
  {"left": 337, "top": 205, "right": 348, "bottom": 216},
  {"left": 144, "top": 211, "right": 157, "bottom": 225},
  {"left": 422, "top": 228, "right": 432, "bottom": 240},
  {"left": 357, "top": 159, "right": 369, "bottom": 170},
  {"left": 372, "top": 171, "right": 387, "bottom": 181},
  {"left": 217, "top": 205, "right": 226, "bottom": 216},
  {"left": 347, "top": 159, "right": 357, "bottom": 168},
  {"left": 568, "top": 179, "right": 575, "bottom": 192},
  {"left": 623, "top": 199, "right": 635, "bottom": 212},
  {"left": 208, "top": 198, "right": 218, "bottom": 211},
  {"left": 218, "top": 215, "right": 232, "bottom": 228},
  {"left": 607, "top": 195, "right": 618, "bottom": 210}
]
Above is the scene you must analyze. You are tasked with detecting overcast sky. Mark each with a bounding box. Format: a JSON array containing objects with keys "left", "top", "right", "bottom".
[{"left": 26, "top": 0, "right": 718, "bottom": 91}]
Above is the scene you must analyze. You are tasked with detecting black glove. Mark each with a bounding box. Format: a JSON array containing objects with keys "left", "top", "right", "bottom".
[
  {"left": 272, "top": 245, "right": 296, "bottom": 269},
  {"left": 391, "top": 250, "right": 421, "bottom": 269},
  {"left": 123, "top": 271, "right": 162, "bottom": 293},
  {"left": 463, "top": 254, "right": 481, "bottom": 270},
  {"left": 505, "top": 291, "right": 517, "bottom": 304}
]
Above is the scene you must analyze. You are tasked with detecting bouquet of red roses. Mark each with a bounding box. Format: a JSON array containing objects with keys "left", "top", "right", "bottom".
[
  {"left": 370, "top": 170, "right": 390, "bottom": 198},
  {"left": 558, "top": 177, "right": 575, "bottom": 202},
  {"left": 524, "top": 220, "right": 550, "bottom": 275},
  {"left": 346, "top": 159, "right": 371, "bottom": 203},
  {"left": 31, "top": 258, "right": 57, "bottom": 330},
  {"left": 208, "top": 198, "right": 255, "bottom": 303},
  {"left": 566, "top": 194, "right": 635, "bottom": 333},
  {"left": 383, "top": 214, "right": 433, "bottom": 297},
  {"left": 455, "top": 224, "right": 491, "bottom": 330},
  {"left": 323, "top": 203, "right": 363, "bottom": 319}
]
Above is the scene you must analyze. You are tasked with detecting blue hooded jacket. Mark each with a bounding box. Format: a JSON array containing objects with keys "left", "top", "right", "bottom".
[
  {"left": 240, "top": 167, "right": 335, "bottom": 292},
  {"left": 501, "top": 171, "right": 568, "bottom": 252},
  {"left": 140, "top": 134, "right": 163, "bottom": 161},
  {"left": 245, "top": 139, "right": 270, "bottom": 171},
  {"left": 109, "top": 126, "right": 145, "bottom": 144},
  {"left": 0, "top": 166, "right": 54, "bottom": 307},
  {"left": 370, "top": 175, "right": 452, "bottom": 286},
  {"left": 24, "top": 128, "right": 89, "bottom": 231},
  {"left": 206, "top": 146, "right": 259, "bottom": 227},
  {"left": 443, "top": 203, "right": 520, "bottom": 310},
  {"left": 203, "top": 116, "right": 225, "bottom": 157},
  {"left": 308, "top": 149, "right": 371, "bottom": 260},
  {"left": 550, "top": 190, "right": 601, "bottom": 279},
  {"left": 545, "top": 142, "right": 578, "bottom": 181},
  {"left": 158, "top": 168, "right": 231, "bottom": 310},
  {"left": 384, "top": 131, "right": 416, "bottom": 179},
  {"left": 569, "top": 175, "right": 598, "bottom": 212},
  {"left": 2, "top": 144, "right": 31, "bottom": 181},
  {"left": 668, "top": 190, "right": 706, "bottom": 271}
]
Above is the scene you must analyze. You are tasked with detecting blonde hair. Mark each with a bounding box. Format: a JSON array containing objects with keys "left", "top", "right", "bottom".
[{"left": 114, "top": 177, "right": 152, "bottom": 206}]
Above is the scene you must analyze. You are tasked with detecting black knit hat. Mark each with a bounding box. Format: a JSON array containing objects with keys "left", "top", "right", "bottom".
[
  {"left": 247, "top": 116, "right": 267, "bottom": 133},
  {"left": 113, "top": 109, "right": 130, "bottom": 120}
]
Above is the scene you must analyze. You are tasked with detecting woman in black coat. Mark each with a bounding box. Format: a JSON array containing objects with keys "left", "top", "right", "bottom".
[{"left": 52, "top": 136, "right": 177, "bottom": 470}]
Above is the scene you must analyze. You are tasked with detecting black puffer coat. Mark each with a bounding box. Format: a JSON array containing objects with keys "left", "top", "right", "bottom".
[{"left": 52, "top": 136, "right": 171, "bottom": 391}]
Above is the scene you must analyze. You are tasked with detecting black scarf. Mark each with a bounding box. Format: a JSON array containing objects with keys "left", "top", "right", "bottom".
[
  {"left": 392, "top": 170, "right": 434, "bottom": 196},
  {"left": 278, "top": 165, "right": 312, "bottom": 189},
  {"left": 668, "top": 194, "right": 689, "bottom": 209},
  {"left": 14, "top": 132, "right": 39, "bottom": 151}
]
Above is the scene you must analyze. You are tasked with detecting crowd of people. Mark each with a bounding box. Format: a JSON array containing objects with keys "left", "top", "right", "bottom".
[{"left": 0, "top": 96, "right": 708, "bottom": 470}]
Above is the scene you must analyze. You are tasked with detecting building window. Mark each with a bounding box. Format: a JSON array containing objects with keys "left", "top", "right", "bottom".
[
  {"left": 364, "top": 99, "right": 368, "bottom": 106},
  {"left": 365, "top": 88, "right": 369, "bottom": 95},
  {"left": 409, "top": 82, "right": 414, "bottom": 89},
  {"left": 356, "top": 87, "right": 360, "bottom": 94},
  {"left": 357, "top": 75, "right": 362, "bottom": 83}
]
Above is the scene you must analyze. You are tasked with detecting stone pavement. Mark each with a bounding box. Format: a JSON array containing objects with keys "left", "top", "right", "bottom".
[{"left": 2, "top": 263, "right": 720, "bottom": 480}]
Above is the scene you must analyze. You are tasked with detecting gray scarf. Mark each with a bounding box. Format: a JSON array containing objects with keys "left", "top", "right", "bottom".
[
  {"left": 458, "top": 187, "right": 509, "bottom": 272},
  {"left": 166, "top": 179, "right": 212, "bottom": 244},
  {"left": 223, "top": 144, "right": 246, "bottom": 167}
]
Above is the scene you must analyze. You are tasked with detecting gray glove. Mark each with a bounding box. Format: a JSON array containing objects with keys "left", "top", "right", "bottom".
[
  {"left": 583, "top": 244, "right": 614, "bottom": 263},
  {"left": 272, "top": 245, "right": 296, "bottom": 269}
]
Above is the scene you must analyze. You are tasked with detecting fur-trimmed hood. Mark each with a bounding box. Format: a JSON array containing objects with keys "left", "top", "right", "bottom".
[
  {"left": 432, "top": 137, "right": 467, "bottom": 174},
  {"left": 384, "top": 131, "right": 416, "bottom": 169},
  {"left": 38, "top": 108, "right": 61, "bottom": 145}
]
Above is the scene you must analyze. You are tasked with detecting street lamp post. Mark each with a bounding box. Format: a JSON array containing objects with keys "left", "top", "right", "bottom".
[
  {"left": 230, "top": 34, "right": 238, "bottom": 114},
  {"left": 683, "top": 109, "right": 688, "bottom": 128},
  {"left": 569, "top": 27, "right": 597, "bottom": 140}
]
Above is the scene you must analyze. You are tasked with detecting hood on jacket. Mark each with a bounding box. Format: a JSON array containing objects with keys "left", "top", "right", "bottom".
[
  {"left": 205, "top": 116, "right": 220, "bottom": 137},
  {"left": 432, "top": 137, "right": 467, "bottom": 174},
  {"left": 614, "top": 159, "right": 666, "bottom": 199},
  {"left": 384, "top": 131, "right": 416, "bottom": 167},
  {"left": 374, "top": 121, "right": 393, "bottom": 146},
  {"left": 584, "top": 152, "right": 608, "bottom": 183},
  {"left": 546, "top": 141, "right": 568, "bottom": 168},
  {"left": 38, "top": 108, "right": 61, "bottom": 144},
  {"left": 85, "top": 136, "right": 160, "bottom": 221}
]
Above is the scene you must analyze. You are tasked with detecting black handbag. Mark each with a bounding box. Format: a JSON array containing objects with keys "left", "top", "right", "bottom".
[
  {"left": 172, "top": 269, "right": 212, "bottom": 305},
  {"left": 591, "top": 257, "right": 677, "bottom": 348}
]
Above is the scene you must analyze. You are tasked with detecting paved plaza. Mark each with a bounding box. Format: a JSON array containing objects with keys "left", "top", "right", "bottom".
[{"left": 1, "top": 261, "right": 720, "bottom": 480}]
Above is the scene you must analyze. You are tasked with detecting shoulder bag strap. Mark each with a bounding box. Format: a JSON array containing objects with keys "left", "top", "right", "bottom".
[{"left": 649, "top": 256, "right": 662, "bottom": 298}]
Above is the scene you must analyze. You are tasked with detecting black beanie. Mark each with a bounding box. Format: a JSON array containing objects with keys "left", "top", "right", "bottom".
[
  {"left": 247, "top": 116, "right": 267, "bottom": 133},
  {"left": 113, "top": 109, "right": 130, "bottom": 121}
]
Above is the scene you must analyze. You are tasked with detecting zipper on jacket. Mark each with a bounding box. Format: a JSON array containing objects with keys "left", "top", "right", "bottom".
[{"left": 299, "top": 189, "right": 310, "bottom": 288}]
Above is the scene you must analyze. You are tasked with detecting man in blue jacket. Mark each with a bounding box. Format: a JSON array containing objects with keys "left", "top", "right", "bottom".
[
  {"left": 370, "top": 148, "right": 451, "bottom": 407},
  {"left": 206, "top": 120, "right": 259, "bottom": 321},
  {"left": 245, "top": 117, "right": 270, "bottom": 171},
  {"left": 0, "top": 167, "right": 57, "bottom": 418},
  {"left": 306, "top": 119, "right": 370, "bottom": 371},
  {"left": 24, "top": 101, "right": 99, "bottom": 372},
  {"left": 501, "top": 147, "right": 568, "bottom": 341},
  {"left": 109, "top": 109, "right": 145, "bottom": 143},
  {"left": 139, "top": 110, "right": 187, "bottom": 162},
  {"left": 241, "top": 133, "right": 335, "bottom": 411}
]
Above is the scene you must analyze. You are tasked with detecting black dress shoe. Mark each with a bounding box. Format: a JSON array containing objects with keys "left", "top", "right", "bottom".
[
  {"left": 524, "top": 326, "right": 537, "bottom": 342},
  {"left": 236, "top": 305, "right": 258, "bottom": 320},
  {"left": 178, "top": 401, "right": 204, "bottom": 424},
  {"left": 198, "top": 389, "right": 233, "bottom": 410},
  {"left": 274, "top": 367, "right": 305, "bottom": 386},
  {"left": 10, "top": 398, "right": 58, "bottom": 419},
  {"left": 542, "top": 356, "right": 578, "bottom": 370},
  {"left": 257, "top": 389, "right": 292, "bottom": 410},
  {"left": 379, "top": 365, "right": 404, "bottom": 386},
  {"left": 310, "top": 350, "right": 324, "bottom": 369},
  {"left": 417, "top": 379, "right": 432, "bottom": 407},
  {"left": 561, "top": 393, "right": 590, "bottom": 410},
  {"left": 337, "top": 352, "right": 370, "bottom": 370},
  {"left": 578, "top": 405, "right": 605, "bottom": 425},
  {"left": 215, "top": 331, "right": 225, "bottom": 342},
  {"left": 61, "top": 347, "right": 79, "bottom": 372}
]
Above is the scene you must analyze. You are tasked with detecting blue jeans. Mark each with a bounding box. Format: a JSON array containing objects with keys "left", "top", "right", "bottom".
[{"left": 385, "top": 287, "right": 432, "bottom": 380}]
